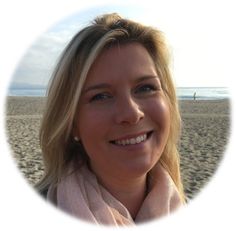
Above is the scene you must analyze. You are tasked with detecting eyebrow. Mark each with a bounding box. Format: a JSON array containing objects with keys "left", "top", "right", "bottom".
[
  {"left": 83, "top": 83, "right": 112, "bottom": 94},
  {"left": 136, "top": 75, "right": 159, "bottom": 83},
  {"left": 83, "top": 75, "right": 159, "bottom": 94}
]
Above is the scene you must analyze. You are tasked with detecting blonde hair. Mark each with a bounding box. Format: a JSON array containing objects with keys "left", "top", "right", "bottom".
[{"left": 36, "top": 13, "right": 185, "bottom": 202}]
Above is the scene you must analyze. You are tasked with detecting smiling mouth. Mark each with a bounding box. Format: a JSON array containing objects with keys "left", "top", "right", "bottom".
[{"left": 110, "top": 131, "right": 153, "bottom": 146}]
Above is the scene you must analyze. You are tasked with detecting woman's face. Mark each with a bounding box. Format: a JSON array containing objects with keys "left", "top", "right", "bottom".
[{"left": 75, "top": 43, "right": 170, "bottom": 178}]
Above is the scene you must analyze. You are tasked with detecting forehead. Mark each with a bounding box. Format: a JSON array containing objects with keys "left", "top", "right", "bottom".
[{"left": 86, "top": 42, "right": 157, "bottom": 82}]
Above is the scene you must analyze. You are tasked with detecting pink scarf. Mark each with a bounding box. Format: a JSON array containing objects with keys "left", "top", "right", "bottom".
[{"left": 47, "top": 163, "right": 183, "bottom": 226}]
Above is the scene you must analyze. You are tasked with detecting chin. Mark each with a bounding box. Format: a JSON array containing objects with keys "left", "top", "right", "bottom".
[{"left": 119, "top": 157, "right": 159, "bottom": 178}]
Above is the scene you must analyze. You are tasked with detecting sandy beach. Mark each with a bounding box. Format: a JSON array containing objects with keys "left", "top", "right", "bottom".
[{"left": 5, "top": 96, "right": 230, "bottom": 200}]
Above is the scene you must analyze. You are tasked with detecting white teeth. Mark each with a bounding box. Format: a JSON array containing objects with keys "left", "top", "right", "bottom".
[
  {"left": 114, "top": 133, "right": 148, "bottom": 146},
  {"left": 130, "top": 138, "right": 136, "bottom": 145}
]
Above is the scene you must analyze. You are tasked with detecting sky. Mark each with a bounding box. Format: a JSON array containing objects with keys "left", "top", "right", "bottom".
[{"left": 9, "top": 1, "right": 235, "bottom": 88}]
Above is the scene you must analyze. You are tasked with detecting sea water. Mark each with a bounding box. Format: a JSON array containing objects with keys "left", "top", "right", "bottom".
[
  {"left": 8, "top": 87, "right": 229, "bottom": 100},
  {"left": 8, "top": 88, "right": 47, "bottom": 97},
  {"left": 177, "top": 87, "right": 229, "bottom": 100}
]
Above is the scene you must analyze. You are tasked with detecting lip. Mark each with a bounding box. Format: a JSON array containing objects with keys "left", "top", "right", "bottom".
[{"left": 109, "top": 130, "right": 153, "bottom": 144}]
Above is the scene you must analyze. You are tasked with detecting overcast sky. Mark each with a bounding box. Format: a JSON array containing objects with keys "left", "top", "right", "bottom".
[{"left": 10, "top": 1, "right": 235, "bottom": 87}]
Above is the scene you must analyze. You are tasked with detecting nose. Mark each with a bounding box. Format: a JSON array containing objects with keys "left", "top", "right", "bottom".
[{"left": 114, "top": 95, "right": 144, "bottom": 125}]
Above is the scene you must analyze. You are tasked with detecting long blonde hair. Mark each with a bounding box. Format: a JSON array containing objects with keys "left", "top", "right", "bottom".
[{"left": 36, "top": 13, "right": 185, "bottom": 202}]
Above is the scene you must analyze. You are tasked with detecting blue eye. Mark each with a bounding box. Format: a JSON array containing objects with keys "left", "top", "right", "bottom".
[
  {"left": 135, "top": 84, "right": 157, "bottom": 94},
  {"left": 90, "top": 93, "right": 112, "bottom": 102}
]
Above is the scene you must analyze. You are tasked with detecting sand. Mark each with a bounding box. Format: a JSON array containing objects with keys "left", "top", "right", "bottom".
[
  {"left": 5, "top": 96, "right": 230, "bottom": 200},
  {"left": 178, "top": 100, "right": 230, "bottom": 199}
]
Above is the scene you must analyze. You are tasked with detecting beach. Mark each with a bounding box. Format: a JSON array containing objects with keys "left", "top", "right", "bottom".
[{"left": 5, "top": 97, "right": 230, "bottom": 200}]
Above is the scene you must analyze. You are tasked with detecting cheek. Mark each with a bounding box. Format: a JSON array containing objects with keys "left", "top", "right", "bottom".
[
  {"left": 76, "top": 108, "right": 110, "bottom": 141},
  {"left": 149, "top": 98, "right": 171, "bottom": 132}
]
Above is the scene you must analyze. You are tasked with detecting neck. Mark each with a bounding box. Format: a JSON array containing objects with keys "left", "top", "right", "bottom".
[{"left": 90, "top": 165, "right": 148, "bottom": 219}]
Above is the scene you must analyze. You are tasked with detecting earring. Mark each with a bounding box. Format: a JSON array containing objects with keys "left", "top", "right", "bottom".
[{"left": 74, "top": 136, "right": 79, "bottom": 142}]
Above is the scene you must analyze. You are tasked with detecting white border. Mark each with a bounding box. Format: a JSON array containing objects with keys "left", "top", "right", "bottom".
[{"left": 1, "top": 1, "right": 236, "bottom": 231}]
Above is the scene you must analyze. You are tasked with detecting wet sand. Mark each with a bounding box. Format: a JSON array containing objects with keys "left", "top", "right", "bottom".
[{"left": 5, "top": 97, "right": 230, "bottom": 200}]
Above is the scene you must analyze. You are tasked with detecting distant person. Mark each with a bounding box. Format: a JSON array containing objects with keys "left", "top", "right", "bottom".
[
  {"left": 36, "top": 13, "right": 185, "bottom": 226},
  {"left": 193, "top": 92, "right": 197, "bottom": 100}
]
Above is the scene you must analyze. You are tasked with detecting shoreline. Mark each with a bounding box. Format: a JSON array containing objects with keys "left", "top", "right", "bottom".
[{"left": 5, "top": 97, "right": 230, "bottom": 200}]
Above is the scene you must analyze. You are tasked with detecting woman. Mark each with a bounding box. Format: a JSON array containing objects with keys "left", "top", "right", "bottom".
[{"left": 37, "top": 13, "right": 185, "bottom": 226}]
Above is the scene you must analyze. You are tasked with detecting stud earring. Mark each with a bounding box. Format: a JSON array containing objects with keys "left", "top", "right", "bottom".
[{"left": 74, "top": 136, "right": 79, "bottom": 142}]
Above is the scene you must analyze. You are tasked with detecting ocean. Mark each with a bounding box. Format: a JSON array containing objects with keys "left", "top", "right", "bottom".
[
  {"left": 8, "top": 88, "right": 47, "bottom": 97},
  {"left": 176, "top": 87, "right": 229, "bottom": 100},
  {"left": 7, "top": 87, "right": 230, "bottom": 100}
]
